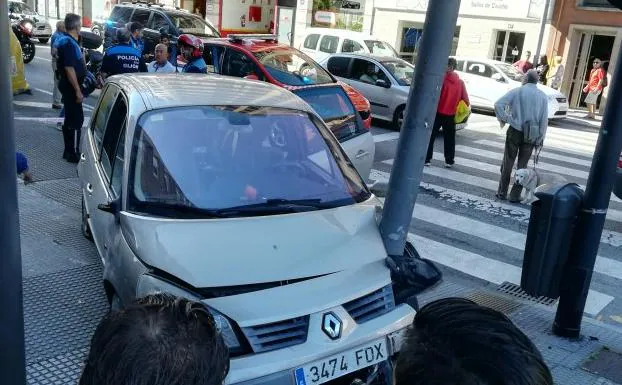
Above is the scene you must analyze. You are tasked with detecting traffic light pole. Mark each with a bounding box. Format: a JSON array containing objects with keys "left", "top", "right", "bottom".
[
  {"left": 378, "top": 0, "right": 461, "bottom": 257},
  {"left": 553, "top": 37, "right": 622, "bottom": 338},
  {"left": 0, "top": 8, "right": 27, "bottom": 385}
]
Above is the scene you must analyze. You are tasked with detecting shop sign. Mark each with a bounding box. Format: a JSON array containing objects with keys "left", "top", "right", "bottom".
[
  {"left": 394, "top": 0, "right": 532, "bottom": 19},
  {"left": 315, "top": 11, "right": 336, "bottom": 24}
]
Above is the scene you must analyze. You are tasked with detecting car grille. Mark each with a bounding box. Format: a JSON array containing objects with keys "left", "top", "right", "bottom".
[
  {"left": 358, "top": 109, "right": 371, "bottom": 121},
  {"left": 554, "top": 110, "right": 567, "bottom": 116},
  {"left": 556, "top": 97, "right": 567, "bottom": 103},
  {"left": 242, "top": 316, "right": 309, "bottom": 353},
  {"left": 343, "top": 285, "right": 395, "bottom": 324}
]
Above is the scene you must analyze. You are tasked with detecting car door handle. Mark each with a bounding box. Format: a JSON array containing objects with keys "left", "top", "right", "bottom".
[
  {"left": 355, "top": 150, "right": 369, "bottom": 159},
  {"left": 86, "top": 183, "right": 93, "bottom": 194}
]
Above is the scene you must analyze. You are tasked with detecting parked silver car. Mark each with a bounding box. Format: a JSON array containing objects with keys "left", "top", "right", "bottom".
[
  {"left": 319, "top": 53, "right": 414, "bottom": 128},
  {"left": 78, "top": 73, "right": 414, "bottom": 385}
]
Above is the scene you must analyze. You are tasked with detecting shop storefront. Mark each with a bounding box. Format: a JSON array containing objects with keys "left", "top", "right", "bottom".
[{"left": 370, "top": 0, "right": 552, "bottom": 63}]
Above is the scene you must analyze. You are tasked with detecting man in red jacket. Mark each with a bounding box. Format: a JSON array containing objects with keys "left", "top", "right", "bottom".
[{"left": 425, "top": 58, "right": 470, "bottom": 168}]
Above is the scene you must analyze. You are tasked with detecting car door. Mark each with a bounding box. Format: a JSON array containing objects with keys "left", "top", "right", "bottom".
[
  {"left": 316, "top": 34, "right": 339, "bottom": 63},
  {"left": 221, "top": 48, "right": 266, "bottom": 80},
  {"left": 348, "top": 58, "right": 393, "bottom": 119},
  {"left": 463, "top": 61, "right": 506, "bottom": 110}
]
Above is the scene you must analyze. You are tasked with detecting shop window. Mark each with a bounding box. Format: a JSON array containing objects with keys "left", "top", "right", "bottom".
[
  {"left": 304, "top": 34, "right": 320, "bottom": 49},
  {"left": 493, "top": 30, "right": 525, "bottom": 64},
  {"left": 319, "top": 35, "right": 339, "bottom": 54}
]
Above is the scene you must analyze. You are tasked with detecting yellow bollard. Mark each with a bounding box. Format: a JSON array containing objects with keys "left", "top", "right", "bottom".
[{"left": 10, "top": 25, "right": 30, "bottom": 95}]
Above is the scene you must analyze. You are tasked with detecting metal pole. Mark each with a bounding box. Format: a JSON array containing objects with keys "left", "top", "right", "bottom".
[
  {"left": 378, "top": 0, "right": 461, "bottom": 257},
  {"left": 0, "top": 9, "right": 27, "bottom": 385},
  {"left": 553, "top": 40, "right": 622, "bottom": 338},
  {"left": 533, "top": 0, "right": 551, "bottom": 66}
]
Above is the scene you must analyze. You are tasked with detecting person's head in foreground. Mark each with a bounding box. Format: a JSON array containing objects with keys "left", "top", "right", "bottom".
[
  {"left": 523, "top": 69, "right": 539, "bottom": 85},
  {"left": 395, "top": 297, "right": 553, "bottom": 385},
  {"left": 79, "top": 293, "right": 230, "bottom": 385}
]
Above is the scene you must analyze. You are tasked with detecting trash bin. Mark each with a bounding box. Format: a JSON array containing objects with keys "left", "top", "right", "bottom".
[{"left": 520, "top": 183, "right": 584, "bottom": 299}]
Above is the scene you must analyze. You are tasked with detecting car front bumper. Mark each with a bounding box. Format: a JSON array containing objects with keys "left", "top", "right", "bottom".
[
  {"left": 33, "top": 24, "right": 52, "bottom": 39},
  {"left": 226, "top": 304, "right": 414, "bottom": 385},
  {"left": 614, "top": 168, "right": 622, "bottom": 199},
  {"left": 548, "top": 97, "right": 569, "bottom": 119}
]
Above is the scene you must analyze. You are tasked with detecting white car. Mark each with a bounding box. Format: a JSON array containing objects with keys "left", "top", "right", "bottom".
[
  {"left": 79, "top": 73, "right": 415, "bottom": 385},
  {"left": 452, "top": 56, "right": 569, "bottom": 119},
  {"left": 300, "top": 28, "right": 399, "bottom": 64}
]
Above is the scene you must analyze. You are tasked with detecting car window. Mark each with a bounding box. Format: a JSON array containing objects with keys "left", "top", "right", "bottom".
[
  {"left": 9, "top": 1, "right": 35, "bottom": 14},
  {"left": 101, "top": 95, "right": 128, "bottom": 179},
  {"left": 466, "top": 62, "right": 494, "bottom": 78},
  {"left": 341, "top": 39, "right": 364, "bottom": 53},
  {"left": 111, "top": 127, "right": 126, "bottom": 197},
  {"left": 168, "top": 12, "right": 219, "bottom": 37},
  {"left": 351, "top": 58, "right": 389, "bottom": 85},
  {"left": 382, "top": 59, "right": 414, "bottom": 86},
  {"left": 223, "top": 49, "right": 265, "bottom": 80},
  {"left": 252, "top": 48, "right": 333, "bottom": 86},
  {"left": 455, "top": 60, "right": 465, "bottom": 71},
  {"left": 204, "top": 45, "right": 225, "bottom": 73},
  {"left": 303, "top": 34, "right": 320, "bottom": 50},
  {"left": 131, "top": 9, "right": 151, "bottom": 26},
  {"left": 150, "top": 12, "right": 169, "bottom": 31},
  {"left": 129, "top": 106, "right": 369, "bottom": 217},
  {"left": 109, "top": 6, "right": 133, "bottom": 24},
  {"left": 319, "top": 35, "right": 339, "bottom": 54},
  {"left": 364, "top": 40, "right": 398, "bottom": 57},
  {"left": 91, "top": 86, "right": 118, "bottom": 155},
  {"left": 326, "top": 56, "right": 351, "bottom": 78}
]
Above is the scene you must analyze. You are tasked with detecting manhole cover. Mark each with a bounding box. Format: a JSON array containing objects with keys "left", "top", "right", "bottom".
[
  {"left": 464, "top": 291, "right": 523, "bottom": 315},
  {"left": 496, "top": 282, "right": 558, "bottom": 307},
  {"left": 582, "top": 347, "right": 622, "bottom": 384}
]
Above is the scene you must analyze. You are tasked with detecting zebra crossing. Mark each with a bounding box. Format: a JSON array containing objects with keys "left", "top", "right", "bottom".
[{"left": 369, "top": 120, "right": 622, "bottom": 321}]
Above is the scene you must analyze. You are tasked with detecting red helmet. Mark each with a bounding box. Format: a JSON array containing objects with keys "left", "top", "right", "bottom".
[{"left": 178, "top": 33, "right": 203, "bottom": 58}]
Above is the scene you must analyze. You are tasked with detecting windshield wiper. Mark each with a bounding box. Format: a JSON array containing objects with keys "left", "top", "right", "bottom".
[
  {"left": 216, "top": 198, "right": 331, "bottom": 216},
  {"left": 136, "top": 200, "right": 228, "bottom": 218}
]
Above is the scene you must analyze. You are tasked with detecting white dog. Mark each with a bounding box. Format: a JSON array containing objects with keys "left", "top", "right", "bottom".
[{"left": 514, "top": 168, "right": 568, "bottom": 205}]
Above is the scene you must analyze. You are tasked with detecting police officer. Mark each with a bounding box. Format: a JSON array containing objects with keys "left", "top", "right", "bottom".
[
  {"left": 178, "top": 34, "right": 207, "bottom": 74},
  {"left": 127, "top": 21, "right": 145, "bottom": 57},
  {"left": 100, "top": 28, "right": 147, "bottom": 80},
  {"left": 56, "top": 13, "right": 85, "bottom": 163}
]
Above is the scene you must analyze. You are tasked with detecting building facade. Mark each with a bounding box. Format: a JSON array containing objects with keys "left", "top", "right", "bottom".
[{"left": 547, "top": 0, "right": 622, "bottom": 112}]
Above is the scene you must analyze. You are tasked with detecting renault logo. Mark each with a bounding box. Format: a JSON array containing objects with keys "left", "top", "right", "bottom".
[{"left": 322, "top": 312, "right": 342, "bottom": 340}]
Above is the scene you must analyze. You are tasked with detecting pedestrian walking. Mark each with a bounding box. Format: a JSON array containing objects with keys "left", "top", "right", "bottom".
[
  {"left": 494, "top": 69, "right": 548, "bottom": 203},
  {"left": 546, "top": 56, "right": 564, "bottom": 90},
  {"left": 56, "top": 13, "right": 86, "bottom": 163},
  {"left": 50, "top": 21, "right": 65, "bottom": 109},
  {"left": 536, "top": 55, "right": 549, "bottom": 85},
  {"left": 513, "top": 50, "right": 533, "bottom": 74},
  {"left": 147, "top": 44, "right": 176, "bottom": 73},
  {"left": 425, "top": 57, "right": 470, "bottom": 168},
  {"left": 100, "top": 28, "right": 147, "bottom": 81},
  {"left": 583, "top": 57, "right": 607, "bottom": 120}
]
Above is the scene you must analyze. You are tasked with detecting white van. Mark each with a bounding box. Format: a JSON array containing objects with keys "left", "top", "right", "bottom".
[{"left": 300, "top": 27, "right": 399, "bottom": 63}]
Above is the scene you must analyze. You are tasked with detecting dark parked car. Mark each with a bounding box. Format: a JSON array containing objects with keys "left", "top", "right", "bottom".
[{"left": 103, "top": 2, "right": 219, "bottom": 56}]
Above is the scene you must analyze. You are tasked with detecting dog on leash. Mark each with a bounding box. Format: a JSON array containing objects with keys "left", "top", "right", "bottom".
[{"left": 514, "top": 168, "right": 568, "bottom": 205}]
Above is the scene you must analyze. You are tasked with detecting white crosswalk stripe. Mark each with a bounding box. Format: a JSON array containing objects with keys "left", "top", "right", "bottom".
[{"left": 370, "top": 123, "right": 622, "bottom": 317}]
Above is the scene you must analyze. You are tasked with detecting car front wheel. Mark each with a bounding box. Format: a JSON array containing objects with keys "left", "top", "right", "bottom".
[{"left": 393, "top": 105, "right": 405, "bottom": 130}]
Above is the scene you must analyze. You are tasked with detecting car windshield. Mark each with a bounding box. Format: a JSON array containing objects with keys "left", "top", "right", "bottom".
[
  {"left": 168, "top": 13, "right": 220, "bottom": 37},
  {"left": 10, "top": 1, "right": 37, "bottom": 15},
  {"left": 496, "top": 62, "right": 524, "bottom": 82},
  {"left": 129, "top": 106, "right": 369, "bottom": 218},
  {"left": 252, "top": 48, "right": 333, "bottom": 86},
  {"left": 364, "top": 40, "right": 398, "bottom": 57},
  {"left": 382, "top": 59, "right": 414, "bottom": 86}
]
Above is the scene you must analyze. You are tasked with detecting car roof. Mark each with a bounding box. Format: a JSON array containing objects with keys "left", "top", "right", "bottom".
[
  {"left": 451, "top": 56, "right": 510, "bottom": 66},
  {"left": 328, "top": 52, "right": 404, "bottom": 62},
  {"left": 108, "top": 73, "right": 314, "bottom": 112},
  {"left": 114, "top": 2, "right": 191, "bottom": 15},
  {"left": 304, "top": 27, "right": 379, "bottom": 39},
  {"left": 205, "top": 37, "right": 294, "bottom": 53}
]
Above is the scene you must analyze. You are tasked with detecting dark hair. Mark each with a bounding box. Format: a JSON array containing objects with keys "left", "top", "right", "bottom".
[
  {"left": 116, "top": 28, "right": 131, "bottom": 44},
  {"left": 447, "top": 57, "right": 457, "bottom": 70},
  {"left": 395, "top": 298, "right": 553, "bottom": 385},
  {"left": 128, "top": 21, "right": 143, "bottom": 34},
  {"left": 64, "top": 13, "right": 81, "bottom": 32},
  {"left": 79, "top": 293, "right": 230, "bottom": 385},
  {"left": 539, "top": 55, "right": 548, "bottom": 65}
]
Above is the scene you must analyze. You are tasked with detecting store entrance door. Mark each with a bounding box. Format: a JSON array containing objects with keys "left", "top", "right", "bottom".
[
  {"left": 493, "top": 30, "right": 526, "bottom": 64},
  {"left": 277, "top": 7, "right": 295, "bottom": 46},
  {"left": 568, "top": 32, "right": 615, "bottom": 108}
]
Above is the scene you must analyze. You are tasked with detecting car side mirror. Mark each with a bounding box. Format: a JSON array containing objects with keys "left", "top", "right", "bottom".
[
  {"left": 376, "top": 79, "right": 391, "bottom": 88},
  {"left": 492, "top": 73, "right": 505, "bottom": 83},
  {"left": 98, "top": 197, "right": 121, "bottom": 220}
]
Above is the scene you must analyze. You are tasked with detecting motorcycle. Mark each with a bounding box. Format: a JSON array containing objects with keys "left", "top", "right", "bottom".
[
  {"left": 79, "top": 31, "right": 104, "bottom": 87},
  {"left": 11, "top": 18, "right": 36, "bottom": 64}
]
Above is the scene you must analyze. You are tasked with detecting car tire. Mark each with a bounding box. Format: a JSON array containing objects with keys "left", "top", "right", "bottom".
[
  {"left": 82, "top": 197, "right": 94, "bottom": 241},
  {"left": 38, "top": 38, "right": 49, "bottom": 44},
  {"left": 110, "top": 293, "right": 123, "bottom": 312},
  {"left": 393, "top": 105, "right": 405, "bottom": 130},
  {"left": 92, "top": 26, "right": 102, "bottom": 37}
]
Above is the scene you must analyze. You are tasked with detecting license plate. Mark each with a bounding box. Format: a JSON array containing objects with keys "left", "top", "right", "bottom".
[{"left": 294, "top": 338, "right": 387, "bottom": 385}]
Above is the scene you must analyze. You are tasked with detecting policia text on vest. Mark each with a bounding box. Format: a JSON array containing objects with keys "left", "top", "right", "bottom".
[{"left": 102, "top": 45, "right": 147, "bottom": 76}]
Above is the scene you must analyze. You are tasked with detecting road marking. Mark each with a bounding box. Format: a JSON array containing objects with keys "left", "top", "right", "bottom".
[
  {"left": 467, "top": 127, "right": 596, "bottom": 154},
  {"left": 466, "top": 121, "right": 599, "bottom": 141},
  {"left": 34, "top": 56, "right": 52, "bottom": 62},
  {"left": 14, "top": 116, "right": 64, "bottom": 123},
  {"left": 31, "top": 87, "right": 95, "bottom": 110},
  {"left": 370, "top": 169, "right": 622, "bottom": 249},
  {"left": 474, "top": 140, "right": 593, "bottom": 167},
  {"left": 407, "top": 233, "right": 613, "bottom": 316}
]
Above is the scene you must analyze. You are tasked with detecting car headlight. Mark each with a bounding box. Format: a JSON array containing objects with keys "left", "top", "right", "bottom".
[{"left": 136, "top": 273, "right": 244, "bottom": 353}]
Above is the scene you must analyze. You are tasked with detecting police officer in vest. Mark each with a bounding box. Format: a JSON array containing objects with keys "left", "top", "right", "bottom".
[
  {"left": 178, "top": 34, "right": 207, "bottom": 74},
  {"left": 100, "top": 28, "right": 147, "bottom": 81},
  {"left": 56, "top": 13, "right": 86, "bottom": 163}
]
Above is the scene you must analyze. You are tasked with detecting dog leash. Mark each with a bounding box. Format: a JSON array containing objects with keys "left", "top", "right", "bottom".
[{"left": 532, "top": 145, "right": 543, "bottom": 172}]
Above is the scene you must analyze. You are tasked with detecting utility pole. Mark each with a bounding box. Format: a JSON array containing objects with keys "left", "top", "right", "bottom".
[
  {"left": 553, "top": 23, "right": 622, "bottom": 337},
  {"left": 379, "top": 0, "right": 461, "bottom": 257},
  {"left": 0, "top": 8, "right": 27, "bottom": 385},
  {"left": 533, "top": 0, "right": 551, "bottom": 66}
]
